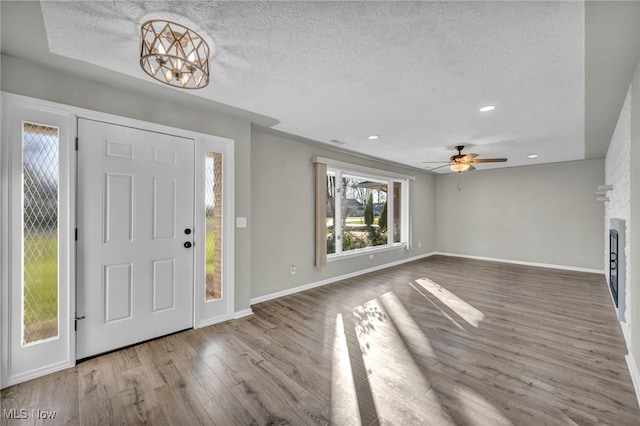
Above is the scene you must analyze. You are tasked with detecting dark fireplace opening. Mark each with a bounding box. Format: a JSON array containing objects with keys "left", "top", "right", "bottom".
[
  {"left": 608, "top": 218, "right": 625, "bottom": 322},
  {"left": 609, "top": 229, "right": 619, "bottom": 308}
]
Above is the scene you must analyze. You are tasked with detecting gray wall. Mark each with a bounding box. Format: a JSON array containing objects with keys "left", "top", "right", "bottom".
[
  {"left": 250, "top": 128, "right": 437, "bottom": 299},
  {"left": 435, "top": 159, "right": 605, "bottom": 270},
  {"left": 1, "top": 55, "right": 255, "bottom": 312}
]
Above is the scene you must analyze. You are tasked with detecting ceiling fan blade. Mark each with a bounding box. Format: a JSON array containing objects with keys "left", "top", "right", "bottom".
[
  {"left": 468, "top": 164, "right": 476, "bottom": 171},
  {"left": 422, "top": 161, "right": 450, "bottom": 164},
  {"left": 469, "top": 158, "right": 507, "bottom": 163},
  {"left": 425, "top": 164, "right": 451, "bottom": 171},
  {"left": 461, "top": 153, "right": 478, "bottom": 161}
]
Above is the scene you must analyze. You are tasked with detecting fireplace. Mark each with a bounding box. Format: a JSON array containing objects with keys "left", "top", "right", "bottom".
[
  {"left": 609, "top": 219, "right": 625, "bottom": 321},
  {"left": 609, "top": 229, "right": 619, "bottom": 307}
]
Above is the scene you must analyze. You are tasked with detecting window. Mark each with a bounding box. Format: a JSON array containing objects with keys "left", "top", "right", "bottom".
[
  {"left": 22, "top": 122, "right": 59, "bottom": 344},
  {"left": 4, "top": 97, "right": 73, "bottom": 388},
  {"left": 205, "top": 151, "right": 223, "bottom": 301},
  {"left": 315, "top": 157, "right": 411, "bottom": 262},
  {"left": 195, "top": 136, "right": 234, "bottom": 326}
]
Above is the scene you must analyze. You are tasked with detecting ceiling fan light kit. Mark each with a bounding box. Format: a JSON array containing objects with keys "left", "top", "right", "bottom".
[
  {"left": 450, "top": 163, "right": 472, "bottom": 173},
  {"left": 425, "top": 145, "right": 508, "bottom": 173}
]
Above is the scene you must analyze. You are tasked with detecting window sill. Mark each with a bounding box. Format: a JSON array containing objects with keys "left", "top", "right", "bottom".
[{"left": 327, "top": 243, "right": 407, "bottom": 262}]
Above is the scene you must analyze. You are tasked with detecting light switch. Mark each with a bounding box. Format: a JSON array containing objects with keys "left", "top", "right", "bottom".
[{"left": 236, "top": 217, "right": 247, "bottom": 228}]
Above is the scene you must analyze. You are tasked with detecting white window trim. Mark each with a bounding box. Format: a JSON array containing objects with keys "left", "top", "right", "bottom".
[
  {"left": 316, "top": 156, "right": 413, "bottom": 260},
  {"left": 313, "top": 156, "right": 416, "bottom": 181},
  {"left": 2, "top": 94, "right": 75, "bottom": 388},
  {"left": 194, "top": 138, "right": 235, "bottom": 327},
  {"left": 327, "top": 242, "right": 408, "bottom": 262}
]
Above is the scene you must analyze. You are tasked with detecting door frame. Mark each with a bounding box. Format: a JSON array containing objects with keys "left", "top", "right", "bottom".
[
  {"left": 76, "top": 118, "right": 196, "bottom": 359},
  {"left": 194, "top": 137, "right": 235, "bottom": 326},
  {"left": 1, "top": 94, "right": 75, "bottom": 388},
  {"left": 1, "top": 93, "right": 235, "bottom": 387}
]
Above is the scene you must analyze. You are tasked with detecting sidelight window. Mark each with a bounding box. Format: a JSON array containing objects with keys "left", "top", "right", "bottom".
[
  {"left": 22, "top": 122, "right": 59, "bottom": 345},
  {"left": 205, "top": 152, "right": 223, "bottom": 301}
]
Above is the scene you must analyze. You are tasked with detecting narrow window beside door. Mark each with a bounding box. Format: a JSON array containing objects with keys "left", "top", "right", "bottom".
[
  {"left": 205, "top": 152, "right": 223, "bottom": 301},
  {"left": 22, "top": 122, "right": 59, "bottom": 345}
]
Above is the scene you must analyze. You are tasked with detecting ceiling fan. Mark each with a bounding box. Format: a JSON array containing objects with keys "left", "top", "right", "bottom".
[{"left": 424, "top": 145, "right": 507, "bottom": 173}]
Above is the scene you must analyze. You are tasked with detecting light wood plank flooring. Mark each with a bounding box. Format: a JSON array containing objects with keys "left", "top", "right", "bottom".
[{"left": 2, "top": 255, "right": 639, "bottom": 425}]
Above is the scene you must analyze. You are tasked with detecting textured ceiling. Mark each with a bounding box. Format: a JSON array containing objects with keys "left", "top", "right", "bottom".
[{"left": 38, "top": 1, "right": 585, "bottom": 172}]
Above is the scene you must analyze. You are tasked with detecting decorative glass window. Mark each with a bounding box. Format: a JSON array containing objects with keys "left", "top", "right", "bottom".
[
  {"left": 22, "top": 122, "right": 59, "bottom": 344},
  {"left": 205, "top": 152, "right": 223, "bottom": 301}
]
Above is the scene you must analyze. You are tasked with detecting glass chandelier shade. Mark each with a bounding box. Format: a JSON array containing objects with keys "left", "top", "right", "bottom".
[
  {"left": 140, "top": 20, "right": 210, "bottom": 89},
  {"left": 450, "top": 163, "right": 472, "bottom": 173}
]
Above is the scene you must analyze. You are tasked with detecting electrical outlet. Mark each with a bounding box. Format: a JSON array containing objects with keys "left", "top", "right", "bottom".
[
  {"left": 290, "top": 265, "right": 296, "bottom": 275},
  {"left": 369, "top": 254, "right": 374, "bottom": 259},
  {"left": 418, "top": 242, "right": 422, "bottom": 248}
]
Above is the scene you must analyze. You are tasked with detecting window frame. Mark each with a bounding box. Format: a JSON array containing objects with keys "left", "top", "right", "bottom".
[
  {"left": 21, "top": 121, "right": 61, "bottom": 346},
  {"left": 2, "top": 94, "right": 75, "bottom": 388},
  {"left": 313, "top": 156, "right": 413, "bottom": 262}
]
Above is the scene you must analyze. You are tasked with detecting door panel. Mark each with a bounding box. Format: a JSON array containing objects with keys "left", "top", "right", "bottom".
[
  {"left": 104, "top": 173, "right": 134, "bottom": 243},
  {"left": 103, "top": 263, "right": 133, "bottom": 323},
  {"left": 77, "top": 118, "right": 194, "bottom": 359},
  {"left": 152, "top": 177, "right": 176, "bottom": 240},
  {"left": 152, "top": 258, "right": 176, "bottom": 312}
]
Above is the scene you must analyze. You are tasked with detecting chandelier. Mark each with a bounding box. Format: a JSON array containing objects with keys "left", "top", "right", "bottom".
[{"left": 140, "top": 20, "right": 210, "bottom": 89}]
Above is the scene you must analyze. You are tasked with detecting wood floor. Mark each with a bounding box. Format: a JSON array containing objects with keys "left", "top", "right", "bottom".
[{"left": 2, "top": 255, "right": 639, "bottom": 425}]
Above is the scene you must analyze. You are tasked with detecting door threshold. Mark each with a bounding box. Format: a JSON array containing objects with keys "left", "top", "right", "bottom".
[{"left": 76, "top": 327, "right": 192, "bottom": 363}]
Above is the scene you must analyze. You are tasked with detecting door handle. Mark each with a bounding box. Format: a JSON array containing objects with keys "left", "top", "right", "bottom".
[{"left": 184, "top": 241, "right": 192, "bottom": 249}]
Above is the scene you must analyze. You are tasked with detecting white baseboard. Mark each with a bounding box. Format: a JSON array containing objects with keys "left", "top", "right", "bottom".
[
  {"left": 197, "top": 314, "right": 232, "bottom": 329},
  {"left": 621, "top": 321, "right": 631, "bottom": 348},
  {"left": 626, "top": 352, "right": 640, "bottom": 410},
  {"left": 233, "top": 308, "right": 254, "bottom": 319},
  {"left": 433, "top": 252, "right": 604, "bottom": 274},
  {"left": 250, "top": 252, "right": 436, "bottom": 305},
  {"left": 196, "top": 309, "right": 253, "bottom": 328}
]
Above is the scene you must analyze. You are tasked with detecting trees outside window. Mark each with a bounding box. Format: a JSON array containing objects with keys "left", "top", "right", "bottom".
[{"left": 325, "top": 167, "right": 408, "bottom": 257}]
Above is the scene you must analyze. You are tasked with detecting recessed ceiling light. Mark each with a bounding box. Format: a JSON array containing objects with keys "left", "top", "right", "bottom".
[
  {"left": 368, "top": 135, "right": 379, "bottom": 140},
  {"left": 528, "top": 154, "right": 538, "bottom": 159},
  {"left": 479, "top": 105, "right": 496, "bottom": 112}
]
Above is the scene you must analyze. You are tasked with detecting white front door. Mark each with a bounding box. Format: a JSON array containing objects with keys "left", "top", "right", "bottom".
[{"left": 76, "top": 118, "right": 195, "bottom": 359}]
